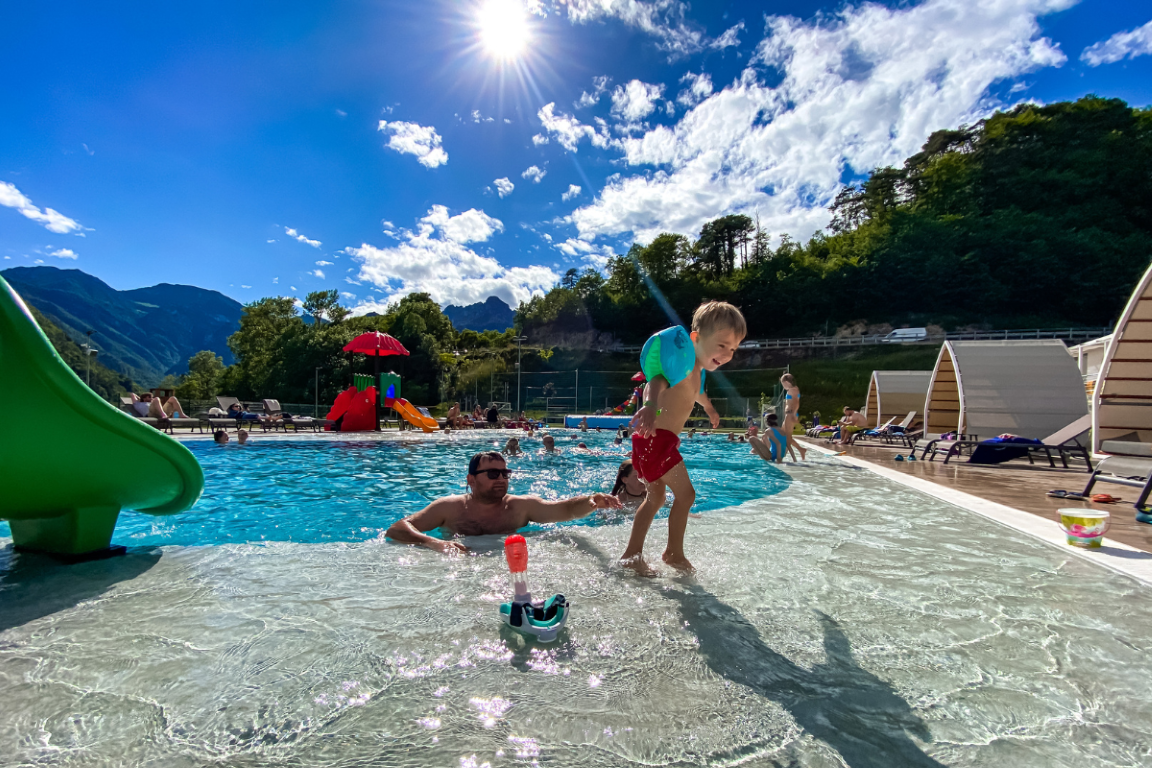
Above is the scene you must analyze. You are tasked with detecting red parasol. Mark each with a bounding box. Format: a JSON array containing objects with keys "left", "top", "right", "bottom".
[
  {"left": 343, "top": 332, "right": 409, "bottom": 356},
  {"left": 631, "top": 371, "right": 646, "bottom": 382}
]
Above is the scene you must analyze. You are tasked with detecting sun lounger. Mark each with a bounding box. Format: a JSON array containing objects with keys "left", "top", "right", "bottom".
[
  {"left": 262, "top": 399, "right": 322, "bottom": 432},
  {"left": 880, "top": 412, "right": 917, "bottom": 444},
  {"left": 939, "top": 414, "right": 1093, "bottom": 470},
  {"left": 1081, "top": 454, "right": 1152, "bottom": 516},
  {"left": 856, "top": 416, "right": 898, "bottom": 441}
]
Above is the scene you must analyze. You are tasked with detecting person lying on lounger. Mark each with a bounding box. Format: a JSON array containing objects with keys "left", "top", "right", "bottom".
[{"left": 385, "top": 451, "right": 621, "bottom": 554}]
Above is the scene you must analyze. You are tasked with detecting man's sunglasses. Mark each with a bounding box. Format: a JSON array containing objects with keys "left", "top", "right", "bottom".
[{"left": 472, "top": 469, "right": 512, "bottom": 480}]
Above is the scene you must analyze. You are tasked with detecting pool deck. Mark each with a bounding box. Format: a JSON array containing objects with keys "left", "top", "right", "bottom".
[{"left": 799, "top": 437, "right": 1152, "bottom": 584}]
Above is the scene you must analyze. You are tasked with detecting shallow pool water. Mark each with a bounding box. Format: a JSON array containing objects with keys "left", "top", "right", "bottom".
[
  {"left": 2, "top": 437, "right": 1152, "bottom": 767},
  {"left": 1, "top": 431, "right": 792, "bottom": 546}
]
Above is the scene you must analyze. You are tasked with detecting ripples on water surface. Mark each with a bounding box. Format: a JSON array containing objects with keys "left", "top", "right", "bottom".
[{"left": 2, "top": 432, "right": 1151, "bottom": 767}]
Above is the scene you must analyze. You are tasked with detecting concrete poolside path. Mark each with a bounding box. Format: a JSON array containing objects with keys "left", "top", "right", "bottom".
[{"left": 800, "top": 438, "right": 1152, "bottom": 584}]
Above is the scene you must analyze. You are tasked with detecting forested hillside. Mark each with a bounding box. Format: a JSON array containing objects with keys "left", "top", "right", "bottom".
[{"left": 517, "top": 96, "right": 1152, "bottom": 344}]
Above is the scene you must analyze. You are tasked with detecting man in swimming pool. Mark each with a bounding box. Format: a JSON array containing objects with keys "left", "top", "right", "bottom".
[{"left": 385, "top": 451, "right": 621, "bottom": 555}]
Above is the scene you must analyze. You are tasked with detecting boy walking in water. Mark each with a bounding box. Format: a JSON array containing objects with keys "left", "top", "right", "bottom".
[{"left": 622, "top": 301, "right": 747, "bottom": 574}]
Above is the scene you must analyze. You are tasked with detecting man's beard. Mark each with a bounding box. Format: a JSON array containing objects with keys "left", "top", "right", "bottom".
[{"left": 472, "top": 486, "right": 507, "bottom": 504}]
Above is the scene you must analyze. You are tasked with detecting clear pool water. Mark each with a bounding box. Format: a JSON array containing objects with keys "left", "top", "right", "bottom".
[
  {"left": 3, "top": 434, "right": 1152, "bottom": 768},
  {"left": 1, "top": 431, "right": 792, "bottom": 546}
]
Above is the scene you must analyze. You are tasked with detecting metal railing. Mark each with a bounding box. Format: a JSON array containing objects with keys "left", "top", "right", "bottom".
[{"left": 609, "top": 327, "right": 1112, "bottom": 353}]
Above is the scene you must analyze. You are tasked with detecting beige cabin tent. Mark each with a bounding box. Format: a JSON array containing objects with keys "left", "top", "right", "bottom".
[
  {"left": 863, "top": 371, "right": 931, "bottom": 428},
  {"left": 1093, "top": 262, "right": 1152, "bottom": 453},
  {"left": 923, "top": 340, "right": 1088, "bottom": 439}
]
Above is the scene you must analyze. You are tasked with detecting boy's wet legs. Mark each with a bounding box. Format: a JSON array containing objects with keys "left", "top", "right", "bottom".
[
  {"left": 659, "top": 462, "right": 695, "bottom": 571},
  {"left": 620, "top": 480, "right": 665, "bottom": 576}
]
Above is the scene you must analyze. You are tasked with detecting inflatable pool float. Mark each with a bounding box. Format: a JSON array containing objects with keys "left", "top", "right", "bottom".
[{"left": 499, "top": 535, "right": 569, "bottom": 643}]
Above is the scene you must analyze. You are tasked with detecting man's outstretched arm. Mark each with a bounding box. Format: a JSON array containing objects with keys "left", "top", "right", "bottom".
[
  {"left": 524, "top": 494, "right": 622, "bottom": 525},
  {"left": 386, "top": 500, "right": 467, "bottom": 554}
]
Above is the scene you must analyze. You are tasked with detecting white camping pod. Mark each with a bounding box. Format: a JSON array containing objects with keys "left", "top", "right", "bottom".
[
  {"left": 923, "top": 340, "right": 1088, "bottom": 440},
  {"left": 863, "top": 371, "right": 932, "bottom": 428},
  {"left": 1094, "top": 261, "right": 1152, "bottom": 453}
]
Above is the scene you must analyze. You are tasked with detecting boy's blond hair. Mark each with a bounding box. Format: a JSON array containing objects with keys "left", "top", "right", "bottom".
[{"left": 691, "top": 301, "right": 747, "bottom": 339}]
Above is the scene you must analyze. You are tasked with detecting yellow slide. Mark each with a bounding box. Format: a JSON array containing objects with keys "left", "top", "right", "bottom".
[{"left": 391, "top": 397, "right": 439, "bottom": 433}]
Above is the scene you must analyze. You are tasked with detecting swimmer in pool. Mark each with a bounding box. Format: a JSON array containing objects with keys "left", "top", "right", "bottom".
[
  {"left": 623, "top": 300, "right": 746, "bottom": 574},
  {"left": 385, "top": 452, "right": 621, "bottom": 554},
  {"left": 750, "top": 414, "right": 788, "bottom": 464},
  {"left": 504, "top": 437, "right": 522, "bottom": 455},
  {"left": 542, "top": 434, "right": 561, "bottom": 454},
  {"left": 612, "top": 459, "right": 647, "bottom": 507}
]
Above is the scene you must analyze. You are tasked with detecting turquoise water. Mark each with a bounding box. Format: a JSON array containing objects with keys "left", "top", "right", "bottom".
[
  {"left": 0, "top": 431, "right": 790, "bottom": 547},
  {"left": 4, "top": 440, "right": 1152, "bottom": 766}
]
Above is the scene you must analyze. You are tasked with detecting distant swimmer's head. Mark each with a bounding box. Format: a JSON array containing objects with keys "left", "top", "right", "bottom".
[
  {"left": 467, "top": 451, "right": 510, "bottom": 503},
  {"left": 577, "top": 442, "right": 589, "bottom": 450},
  {"left": 690, "top": 301, "right": 746, "bottom": 371},
  {"left": 542, "top": 435, "right": 556, "bottom": 451},
  {"left": 505, "top": 437, "right": 520, "bottom": 452},
  {"left": 214, "top": 430, "right": 229, "bottom": 445},
  {"left": 237, "top": 429, "right": 249, "bottom": 445}
]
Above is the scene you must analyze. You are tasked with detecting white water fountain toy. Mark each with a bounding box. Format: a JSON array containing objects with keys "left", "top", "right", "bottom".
[{"left": 499, "top": 534, "right": 569, "bottom": 643}]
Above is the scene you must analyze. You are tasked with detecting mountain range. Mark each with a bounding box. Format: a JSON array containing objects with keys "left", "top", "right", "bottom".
[
  {"left": 1, "top": 266, "right": 243, "bottom": 387},
  {"left": 442, "top": 295, "right": 516, "bottom": 332}
]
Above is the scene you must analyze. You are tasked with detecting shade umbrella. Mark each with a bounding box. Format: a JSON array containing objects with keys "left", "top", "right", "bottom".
[
  {"left": 343, "top": 332, "right": 409, "bottom": 431},
  {"left": 343, "top": 332, "right": 409, "bottom": 356}
]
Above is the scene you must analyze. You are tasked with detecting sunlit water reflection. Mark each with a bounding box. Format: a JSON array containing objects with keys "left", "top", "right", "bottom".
[{"left": 1, "top": 433, "right": 1150, "bottom": 767}]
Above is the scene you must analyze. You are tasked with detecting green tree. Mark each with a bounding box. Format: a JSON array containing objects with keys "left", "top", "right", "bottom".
[
  {"left": 303, "top": 290, "right": 350, "bottom": 324},
  {"left": 176, "top": 350, "right": 226, "bottom": 401}
]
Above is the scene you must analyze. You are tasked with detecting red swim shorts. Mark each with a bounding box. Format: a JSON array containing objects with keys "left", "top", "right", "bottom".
[{"left": 631, "top": 429, "right": 683, "bottom": 482}]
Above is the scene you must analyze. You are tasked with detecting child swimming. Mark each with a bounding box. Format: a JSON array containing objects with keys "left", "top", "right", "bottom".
[{"left": 622, "top": 300, "right": 747, "bottom": 574}]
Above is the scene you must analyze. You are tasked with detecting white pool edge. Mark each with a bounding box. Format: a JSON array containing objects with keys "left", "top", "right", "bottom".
[{"left": 796, "top": 440, "right": 1152, "bottom": 587}]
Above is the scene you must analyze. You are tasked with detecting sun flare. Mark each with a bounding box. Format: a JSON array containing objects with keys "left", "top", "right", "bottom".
[{"left": 477, "top": 0, "right": 530, "bottom": 60}]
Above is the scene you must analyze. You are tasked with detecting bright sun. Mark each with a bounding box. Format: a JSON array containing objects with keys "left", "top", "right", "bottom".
[{"left": 477, "top": 0, "right": 530, "bottom": 60}]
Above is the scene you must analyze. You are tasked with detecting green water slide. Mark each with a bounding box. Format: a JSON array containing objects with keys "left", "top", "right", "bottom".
[{"left": 0, "top": 275, "right": 203, "bottom": 559}]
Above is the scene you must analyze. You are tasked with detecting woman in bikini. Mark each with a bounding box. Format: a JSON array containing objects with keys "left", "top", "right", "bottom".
[
  {"left": 611, "top": 459, "right": 647, "bottom": 507},
  {"left": 780, "top": 373, "right": 807, "bottom": 461}
]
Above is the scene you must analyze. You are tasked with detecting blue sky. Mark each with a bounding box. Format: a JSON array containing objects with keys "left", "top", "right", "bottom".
[{"left": 2, "top": 0, "right": 1150, "bottom": 312}]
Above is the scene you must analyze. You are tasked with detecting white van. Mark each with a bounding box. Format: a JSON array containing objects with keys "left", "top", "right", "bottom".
[{"left": 882, "top": 327, "right": 929, "bottom": 343}]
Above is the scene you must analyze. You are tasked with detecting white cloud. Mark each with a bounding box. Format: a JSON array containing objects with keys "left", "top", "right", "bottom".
[
  {"left": 532, "top": 133, "right": 550, "bottom": 146},
  {"left": 345, "top": 205, "right": 558, "bottom": 310},
  {"left": 285, "top": 227, "right": 321, "bottom": 248},
  {"left": 273, "top": 277, "right": 279, "bottom": 283},
  {"left": 341, "top": 291, "right": 356, "bottom": 300},
  {"left": 570, "top": 0, "right": 1073, "bottom": 245},
  {"left": 536, "top": 103, "right": 611, "bottom": 152},
  {"left": 291, "top": 286, "right": 297, "bottom": 291},
  {"left": 241, "top": 284, "right": 252, "bottom": 289},
  {"left": 267, "top": 239, "right": 277, "bottom": 243},
  {"left": 0, "top": 182, "right": 84, "bottom": 234},
  {"left": 522, "top": 165, "right": 547, "bottom": 183},
  {"left": 470, "top": 109, "right": 495, "bottom": 123},
  {"left": 494, "top": 177, "right": 515, "bottom": 198},
  {"left": 576, "top": 75, "right": 613, "bottom": 107},
  {"left": 555, "top": 238, "right": 615, "bottom": 268},
  {"left": 611, "top": 80, "right": 665, "bottom": 122},
  {"left": 316, "top": 260, "right": 333, "bottom": 266},
  {"left": 378, "top": 120, "right": 448, "bottom": 168},
  {"left": 336, "top": 109, "right": 347, "bottom": 117},
  {"left": 677, "top": 72, "right": 713, "bottom": 106},
  {"left": 562, "top": 184, "right": 582, "bottom": 201},
  {"left": 311, "top": 269, "right": 326, "bottom": 278},
  {"left": 419, "top": 205, "right": 504, "bottom": 243},
  {"left": 711, "top": 21, "right": 744, "bottom": 50},
  {"left": 48, "top": 248, "right": 78, "bottom": 259},
  {"left": 1081, "top": 19, "right": 1152, "bottom": 66},
  {"left": 559, "top": 0, "right": 704, "bottom": 56}
]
